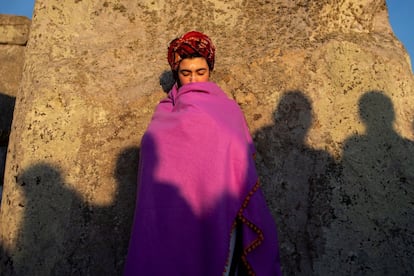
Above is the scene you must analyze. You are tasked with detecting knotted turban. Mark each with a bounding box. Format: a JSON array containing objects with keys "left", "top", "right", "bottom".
[{"left": 167, "top": 31, "right": 216, "bottom": 72}]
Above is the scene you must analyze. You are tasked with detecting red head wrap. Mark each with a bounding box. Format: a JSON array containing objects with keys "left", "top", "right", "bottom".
[{"left": 167, "top": 31, "right": 216, "bottom": 72}]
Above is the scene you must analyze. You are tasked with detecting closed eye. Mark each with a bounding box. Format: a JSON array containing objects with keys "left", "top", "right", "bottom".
[
  {"left": 180, "top": 70, "right": 191, "bottom": 76},
  {"left": 196, "top": 69, "right": 207, "bottom": 75}
]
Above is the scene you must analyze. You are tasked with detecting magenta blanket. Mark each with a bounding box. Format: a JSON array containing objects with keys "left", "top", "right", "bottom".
[{"left": 124, "top": 82, "right": 280, "bottom": 275}]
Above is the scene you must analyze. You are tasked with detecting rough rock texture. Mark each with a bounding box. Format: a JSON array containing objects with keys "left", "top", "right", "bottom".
[
  {"left": 1, "top": 0, "right": 414, "bottom": 275},
  {"left": 0, "top": 15, "right": 31, "bottom": 45},
  {"left": 0, "top": 14, "right": 30, "bottom": 141},
  {"left": 0, "top": 15, "right": 30, "bottom": 201}
]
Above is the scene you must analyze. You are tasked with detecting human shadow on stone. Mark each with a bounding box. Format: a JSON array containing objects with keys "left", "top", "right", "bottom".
[
  {"left": 0, "top": 162, "right": 75, "bottom": 275},
  {"left": 111, "top": 146, "right": 140, "bottom": 271},
  {"left": 253, "top": 91, "right": 336, "bottom": 275},
  {"left": 53, "top": 146, "right": 140, "bottom": 275},
  {"left": 336, "top": 91, "right": 414, "bottom": 275},
  {"left": 0, "top": 146, "right": 140, "bottom": 275}
]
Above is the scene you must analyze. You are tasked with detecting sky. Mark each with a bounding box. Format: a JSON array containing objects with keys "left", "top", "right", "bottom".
[{"left": 0, "top": 1, "right": 413, "bottom": 72}]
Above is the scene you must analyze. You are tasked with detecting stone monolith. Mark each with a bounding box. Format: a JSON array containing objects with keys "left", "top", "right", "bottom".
[{"left": 0, "top": 14, "right": 30, "bottom": 206}]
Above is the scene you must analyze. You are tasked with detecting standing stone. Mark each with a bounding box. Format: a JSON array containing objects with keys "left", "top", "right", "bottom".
[
  {"left": 0, "top": 0, "right": 413, "bottom": 275},
  {"left": 0, "top": 15, "right": 30, "bottom": 204}
]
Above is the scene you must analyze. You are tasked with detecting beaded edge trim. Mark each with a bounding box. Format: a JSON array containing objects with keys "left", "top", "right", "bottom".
[{"left": 222, "top": 180, "right": 264, "bottom": 276}]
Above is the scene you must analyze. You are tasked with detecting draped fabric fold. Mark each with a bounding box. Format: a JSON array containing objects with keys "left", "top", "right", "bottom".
[{"left": 124, "top": 82, "right": 280, "bottom": 276}]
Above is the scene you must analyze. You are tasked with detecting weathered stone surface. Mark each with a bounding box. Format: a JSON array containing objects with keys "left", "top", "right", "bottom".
[
  {"left": 0, "top": 15, "right": 29, "bottom": 213},
  {"left": 1, "top": 0, "right": 413, "bottom": 275},
  {"left": 0, "top": 45, "right": 26, "bottom": 97},
  {"left": 0, "top": 16, "right": 28, "bottom": 142},
  {"left": 0, "top": 15, "right": 31, "bottom": 45}
]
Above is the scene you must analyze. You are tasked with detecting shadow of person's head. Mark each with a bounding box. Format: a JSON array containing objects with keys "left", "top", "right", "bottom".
[
  {"left": 17, "top": 162, "right": 67, "bottom": 208},
  {"left": 11, "top": 162, "right": 76, "bottom": 275},
  {"left": 358, "top": 91, "right": 395, "bottom": 132},
  {"left": 274, "top": 91, "right": 312, "bottom": 143}
]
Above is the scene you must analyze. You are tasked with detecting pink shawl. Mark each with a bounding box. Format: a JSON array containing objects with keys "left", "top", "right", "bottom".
[{"left": 124, "top": 82, "right": 280, "bottom": 275}]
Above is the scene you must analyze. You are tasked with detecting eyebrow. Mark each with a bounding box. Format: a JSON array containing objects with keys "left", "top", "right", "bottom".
[{"left": 179, "top": 68, "right": 208, "bottom": 73}]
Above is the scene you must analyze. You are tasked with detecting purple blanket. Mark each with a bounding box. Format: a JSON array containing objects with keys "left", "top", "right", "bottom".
[{"left": 124, "top": 82, "right": 280, "bottom": 275}]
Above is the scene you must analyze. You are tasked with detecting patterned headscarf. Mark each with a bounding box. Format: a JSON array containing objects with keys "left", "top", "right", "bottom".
[{"left": 167, "top": 31, "right": 216, "bottom": 72}]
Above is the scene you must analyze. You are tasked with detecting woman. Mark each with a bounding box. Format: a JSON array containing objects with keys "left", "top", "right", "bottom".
[{"left": 124, "top": 31, "right": 281, "bottom": 276}]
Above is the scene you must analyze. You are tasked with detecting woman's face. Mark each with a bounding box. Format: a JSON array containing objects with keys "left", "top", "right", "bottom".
[{"left": 177, "top": 57, "right": 210, "bottom": 86}]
